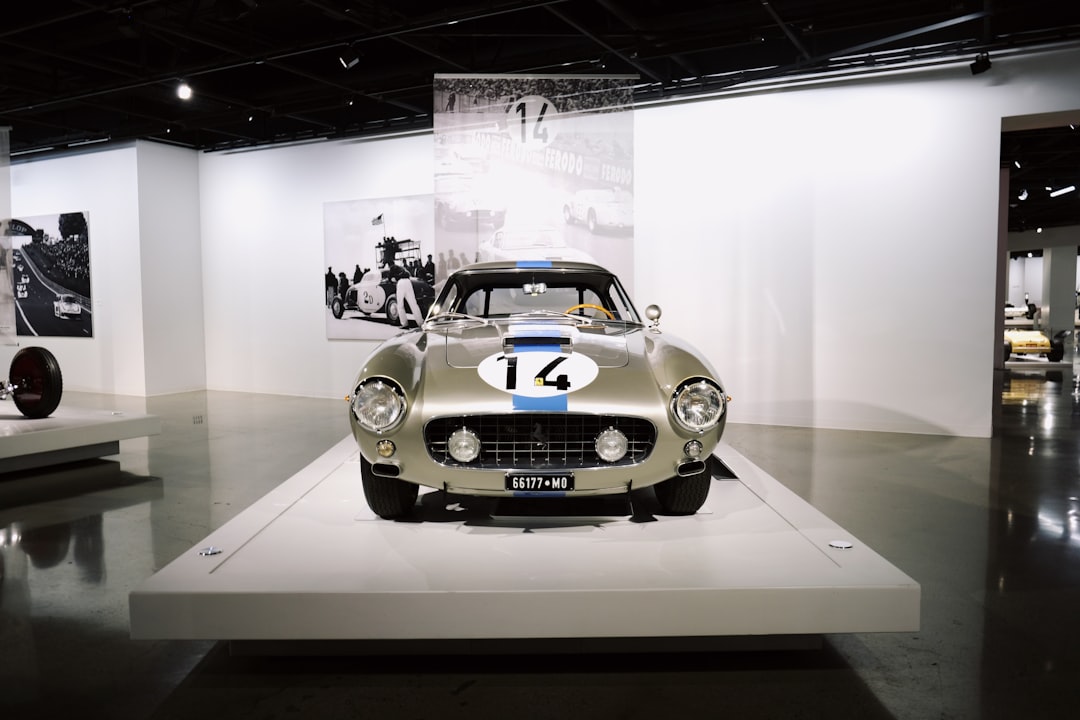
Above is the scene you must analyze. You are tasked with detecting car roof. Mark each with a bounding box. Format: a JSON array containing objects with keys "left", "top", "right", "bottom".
[{"left": 454, "top": 260, "right": 610, "bottom": 274}]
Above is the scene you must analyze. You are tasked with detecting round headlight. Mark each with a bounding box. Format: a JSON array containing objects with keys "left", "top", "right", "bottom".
[
  {"left": 595, "top": 427, "right": 628, "bottom": 463},
  {"left": 448, "top": 427, "right": 481, "bottom": 463},
  {"left": 351, "top": 379, "right": 405, "bottom": 432},
  {"left": 672, "top": 379, "right": 725, "bottom": 432}
]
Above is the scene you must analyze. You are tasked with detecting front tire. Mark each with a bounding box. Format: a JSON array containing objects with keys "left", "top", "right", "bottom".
[
  {"left": 360, "top": 456, "right": 418, "bottom": 520},
  {"left": 1003, "top": 341, "right": 1012, "bottom": 363},
  {"left": 1048, "top": 341, "right": 1065, "bottom": 362},
  {"left": 586, "top": 209, "right": 597, "bottom": 233},
  {"left": 10, "top": 346, "right": 64, "bottom": 419},
  {"left": 653, "top": 465, "right": 711, "bottom": 515},
  {"left": 331, "top": 296, "right": 345, "bottom": 319},
  {"left": 385, "top": 295, "right": 399, "bottom": 325}
]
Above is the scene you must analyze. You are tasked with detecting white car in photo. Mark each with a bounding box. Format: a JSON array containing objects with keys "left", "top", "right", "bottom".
[
  {"left": 477, "top": 225, "right": 597, "bottom": 264},
  {"left": 563, "top": 187, "right": 633, "bottom": 233},
  {"left": 53, "top": 293, "right": 82, "bottom": 319}
]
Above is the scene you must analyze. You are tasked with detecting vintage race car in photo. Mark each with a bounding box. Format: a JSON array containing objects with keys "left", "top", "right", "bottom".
[
  {"left": 332, "top": 267, "right": 435, "bottom": 326},
  {"left": 476, "top": 225, "right": 598, "bottom": 264},
  {"left": 434, "top": 173, "right": 507, "bottom": 230},
  {"left": 53, "top": 293, "right": 82, "bottom": 319},
  {"left": 331, "top": 237, "right": 436, "bottom": 326},
  {"left": 562, "top": 187, "right": 633, "bottom": 233},
  {"left": 1003, "top": 328, "right": 1068, "bottom": 362},
  {"left": 347, "top": 260, "right": 729, "bottom": 520}
]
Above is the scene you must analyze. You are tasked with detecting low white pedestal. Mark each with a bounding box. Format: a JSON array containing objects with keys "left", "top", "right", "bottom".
[
  {"left": 0, "top": 407, "right": 161, "bottom": 473},
  {"left": 130, "top": 437, "right": 919, "bottom": 645}
]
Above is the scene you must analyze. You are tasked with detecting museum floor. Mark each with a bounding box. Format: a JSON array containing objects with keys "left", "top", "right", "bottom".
[{"left": 2, "top": 360, "right": 1079, "bottom": 719}]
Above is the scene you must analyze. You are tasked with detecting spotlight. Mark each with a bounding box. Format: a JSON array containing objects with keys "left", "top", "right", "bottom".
[
  {"left": 338, "top": 47, "right": 360, "bottom": 70},
  {"left": 176, "top": 81, "right": 193, "bottom": 100},
  {"left": 1018, "top": 189, "right": 1028, "bottom": 201},
  {"left": 969, "top": 52, "right": 991, "bottom": 75}
]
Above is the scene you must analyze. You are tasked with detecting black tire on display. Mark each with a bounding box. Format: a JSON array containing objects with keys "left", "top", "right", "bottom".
[
  {"left": 1003, "top": 341, "right": 1012, "bottom": 364},
  {"left": 9, "top": 346, "right": 64, "bottom": 419},
  {"left": 331, "top": 296, "right": 345, "bottom": 319},
  {"left": 653, "top": 466, "right": 711, "bottom": 515},
  {"left": 1047, "top": 341, "right": 1064, "bottom": 362},
  {"left": 360, "top": 455, "right": 418, "bottom": 520}
]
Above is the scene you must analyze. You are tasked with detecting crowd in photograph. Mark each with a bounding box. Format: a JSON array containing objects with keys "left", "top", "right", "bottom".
[
  {"left": 433, "top": 76, "right": 634, "bottom": 115},
  {"left": 21, "top": 236, "right": 91, "bottom": 298}
]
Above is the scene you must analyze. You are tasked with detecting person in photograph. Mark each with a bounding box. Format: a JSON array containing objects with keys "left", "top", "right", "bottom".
[
  {"left": 325, "top": 267, "right": 336, "bottom": 306},
  {"left": 396, "top": 276, "right": 421, "bottom": 329},
  {"left": 423, "top": 254, "right": 435, "bottom": 284},
  {"left": 353, "top": 264, "right": 364, "bottom": 283}
]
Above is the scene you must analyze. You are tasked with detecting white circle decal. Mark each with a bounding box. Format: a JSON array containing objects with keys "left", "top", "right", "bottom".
[{"left": 478, "top": 350, "right": 598, "bottom": 397}]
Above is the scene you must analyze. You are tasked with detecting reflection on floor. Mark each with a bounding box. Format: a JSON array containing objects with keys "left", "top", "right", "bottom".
[{"left": 2, "top": 360, "right": 1080, "bottom": 718}]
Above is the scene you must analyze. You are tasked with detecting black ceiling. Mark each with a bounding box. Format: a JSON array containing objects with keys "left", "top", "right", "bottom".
[{"left": 2, "top": 1, "right": 1079, "bottom": 229}]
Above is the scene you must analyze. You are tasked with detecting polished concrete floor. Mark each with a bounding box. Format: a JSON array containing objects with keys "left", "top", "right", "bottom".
[{"left": 1, "top": 361, "right": 1079, "bottom": 719}]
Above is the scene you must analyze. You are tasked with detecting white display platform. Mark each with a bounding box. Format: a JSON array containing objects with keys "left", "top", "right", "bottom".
[
  {"left": 0, "top": 406, "right": 162, "bottom": 473},
  {"left": 129, "top": 437, "right": 920, "bottom": 643}
]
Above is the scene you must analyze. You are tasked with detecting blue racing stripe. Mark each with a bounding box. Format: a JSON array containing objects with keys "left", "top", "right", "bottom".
[
  {"left": 513, "top": 394, "right": 568, "bottom": 411},
  {"left": 516, "top": 260, "right": 553, "bottom": 268},
  {"left": 515, "top": 342, "right": 560, "bottom": 353}
]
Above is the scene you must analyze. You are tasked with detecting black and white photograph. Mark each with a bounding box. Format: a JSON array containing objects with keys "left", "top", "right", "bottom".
[
  {"left": 0, "top": 227, "right": 15, "bottom": 344},
  {"left": 8, "top": 211, "right": 93, "bottom": 338},
  {"left": 433, "top": 74, "right": 636, "bottom": 289},
  {"left": 323, "top": 193, "right": 436, "bottom": 340}
]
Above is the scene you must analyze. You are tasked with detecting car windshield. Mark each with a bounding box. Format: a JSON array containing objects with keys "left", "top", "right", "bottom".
[{"left": 430, "top": 267, "right": 640, "bottom": 323}]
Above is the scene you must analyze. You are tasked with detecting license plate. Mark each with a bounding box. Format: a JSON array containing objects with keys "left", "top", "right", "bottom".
[{"left": 505, "top": 472, "right": 575, "bottom": 492}]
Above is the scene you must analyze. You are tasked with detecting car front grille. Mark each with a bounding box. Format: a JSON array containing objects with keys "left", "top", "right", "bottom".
[{"left": 425, "top": 413, "right": 656, "bottom": 470}]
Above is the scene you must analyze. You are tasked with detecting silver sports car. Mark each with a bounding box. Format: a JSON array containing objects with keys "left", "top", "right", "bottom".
[{"left": 348, "top": 260, "right": 729, "bottom": 519}]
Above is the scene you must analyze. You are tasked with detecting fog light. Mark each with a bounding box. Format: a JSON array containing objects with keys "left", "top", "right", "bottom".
[
  {"left": 684, "top": 439, "right": 703, "bottom": 458},
  {"left": 448, "top": 428, "right": 480, "bottom": 462},
  {"left": 595, "top": 427, "right": 628, "bottom": 463},
  {"left": 376, "top": 440, "right": 396, "bottom": 458}
]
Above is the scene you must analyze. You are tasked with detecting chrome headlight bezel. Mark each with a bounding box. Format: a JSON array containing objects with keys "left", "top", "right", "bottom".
[
  {"left": 595, "top": 427, "right": 629, "bottom": 463},
  {"left": 670, "top": 378, "right": 726, "bottom": 433},
  {"left": 351, "top": 378, "right": 407, "bottom": 433},
  {"left": 447, "top": 427, "right": 481, "bottom": 463}
]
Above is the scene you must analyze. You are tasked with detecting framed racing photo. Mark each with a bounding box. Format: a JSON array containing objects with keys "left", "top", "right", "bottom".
[
  {"left": 323, "top": 193, "right": 435, "bottom": 341},
  {"left": 9, "top": 211, "right": 93, "bottom": 338}
]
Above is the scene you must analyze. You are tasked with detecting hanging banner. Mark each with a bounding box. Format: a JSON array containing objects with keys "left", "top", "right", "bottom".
[{"left": 433, "top": 74, "right": 635, "bottom": 290}]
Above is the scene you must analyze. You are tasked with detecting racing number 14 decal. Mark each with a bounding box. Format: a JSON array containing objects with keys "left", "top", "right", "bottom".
[
  {"left": 496, "top": 354, "right": 570, "bottom": 391},
  {"left": 477, "top": 350, "right": 598, "bottom": 397}
]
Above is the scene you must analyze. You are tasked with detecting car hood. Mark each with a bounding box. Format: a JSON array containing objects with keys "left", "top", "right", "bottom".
[{"left": 441, "top": 320, "right": 630, "bottom": 368}]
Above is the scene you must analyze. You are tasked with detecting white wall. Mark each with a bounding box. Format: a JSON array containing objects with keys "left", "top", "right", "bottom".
[
  {"left": 11, "top": 145, "right": 149, "bottom": 395},
  {"left": 197, "top": 135, "right": 434, "bottom": 399},
  {"left": 136, "top": 141, "right": 207, "bottom": 394}
]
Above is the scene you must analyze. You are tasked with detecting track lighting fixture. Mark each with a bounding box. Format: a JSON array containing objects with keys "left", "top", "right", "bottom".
[
  {"left": 969, "top": 52, "right": 991, "bottom": 75},
  {"left": 339, "top": 46, "right": 360, "bottom": 70}
]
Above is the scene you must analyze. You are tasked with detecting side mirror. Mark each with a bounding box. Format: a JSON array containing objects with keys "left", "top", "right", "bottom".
[{"left": 645, "top": 304, "right": 661, "bottom": 329}]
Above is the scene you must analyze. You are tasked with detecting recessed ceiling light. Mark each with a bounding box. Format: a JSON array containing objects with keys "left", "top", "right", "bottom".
[
  {"left": 176, "top": 81, "right": 193, "bottom": 100},
  {"left": 1018, "top": 189, "right": 1028, "bottom": 200}
]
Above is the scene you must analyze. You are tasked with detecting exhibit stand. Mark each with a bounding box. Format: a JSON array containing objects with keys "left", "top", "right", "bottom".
[
  {"left": 0, "top": 406, "right": 161, "bottom": 473},
  {"left": 130, "top": 438, "right": 920, "bottom": 650}
]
